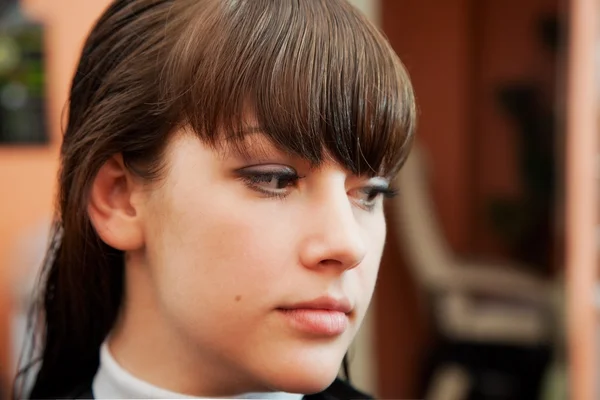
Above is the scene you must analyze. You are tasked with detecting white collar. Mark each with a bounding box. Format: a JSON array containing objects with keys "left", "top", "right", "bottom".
[{"left": 92, "top": 341, "right": 304, "bottom": 400}]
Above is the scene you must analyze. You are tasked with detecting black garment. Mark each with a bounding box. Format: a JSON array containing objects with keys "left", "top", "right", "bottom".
[
  {"left": 419, "top": 340, "right": 552, "bottom": 400},
  {"left": 67, "top": 378, "right": 373, "bottom": 400}
]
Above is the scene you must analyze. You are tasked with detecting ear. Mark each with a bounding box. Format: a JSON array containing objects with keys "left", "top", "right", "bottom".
[{"left": 88, "top": 154, "right": 145, "bottom": 251}]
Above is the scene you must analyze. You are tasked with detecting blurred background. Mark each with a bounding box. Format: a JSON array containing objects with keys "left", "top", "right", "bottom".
[{"left": 0, "top": 0, "right": 597, "bottom": 399}]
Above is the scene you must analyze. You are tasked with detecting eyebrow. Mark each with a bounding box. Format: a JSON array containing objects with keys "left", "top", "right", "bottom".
[{"left": 220, "top": 127, "right": 289, "bottom": 162}]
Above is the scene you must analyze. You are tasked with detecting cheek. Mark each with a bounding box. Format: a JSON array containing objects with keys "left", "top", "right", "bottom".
[{"left": 145, "top": 186, "right": 296, "bottom": 316}]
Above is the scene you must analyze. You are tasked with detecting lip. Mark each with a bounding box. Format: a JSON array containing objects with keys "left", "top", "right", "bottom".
[
  {"left": 279, "top": 296, "right": 353, "bottom": 314},
  {"left": 277, "top": 296, "right": 353, "bottom": 336}
]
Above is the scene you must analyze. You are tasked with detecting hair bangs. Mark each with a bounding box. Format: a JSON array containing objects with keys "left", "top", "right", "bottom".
[{"left": 164, "top": 0, "right": 416, "bottom": 177}]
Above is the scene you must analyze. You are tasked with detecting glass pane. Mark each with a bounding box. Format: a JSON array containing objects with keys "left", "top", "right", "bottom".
[{"left": 0, "top": 0, "right": 47, "bottom": 145}]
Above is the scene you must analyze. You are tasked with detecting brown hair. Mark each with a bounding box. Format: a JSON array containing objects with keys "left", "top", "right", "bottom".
[{"left": 16, "top": 0, "right": 416, "bottom": 397}]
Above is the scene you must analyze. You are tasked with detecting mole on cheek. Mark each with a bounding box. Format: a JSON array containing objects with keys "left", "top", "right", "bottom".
[{"left": 235, "top": 295, "right": 242, "bottom": 302}]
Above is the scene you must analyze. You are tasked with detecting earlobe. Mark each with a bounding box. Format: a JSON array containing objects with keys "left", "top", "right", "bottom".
[{"left": 88, "top": 155, "right": 145, "bottom": 251}]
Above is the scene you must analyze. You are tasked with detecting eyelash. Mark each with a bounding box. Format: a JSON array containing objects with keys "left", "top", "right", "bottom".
[
  {"left": 238, "top": 170, "right": 302, "bottom": 199},
  {"left": 357, "top": 186, "right": 398, "bottom": 210},
  {"left": 361, "top": 186, "right": 398, "bottom": 200},
  {"left": 237, "top": 169, "right": 397, "bottom": 209}
]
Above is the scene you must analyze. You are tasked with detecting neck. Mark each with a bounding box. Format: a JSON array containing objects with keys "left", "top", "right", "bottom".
[{"left": 109, "top": 254, "right": 268, "bottom": 397}]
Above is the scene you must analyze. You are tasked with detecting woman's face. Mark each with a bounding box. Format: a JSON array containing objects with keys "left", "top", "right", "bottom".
[{"left": 132, "top": 128, "right": 388, "bottom": 394}]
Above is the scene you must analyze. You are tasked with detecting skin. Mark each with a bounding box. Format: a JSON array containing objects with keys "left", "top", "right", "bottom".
[{"left": 88, "top": 126, "right": 389, "bottom": 396}]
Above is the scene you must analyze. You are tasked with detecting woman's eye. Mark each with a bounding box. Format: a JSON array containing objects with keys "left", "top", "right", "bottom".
[
  {"left": 236, "top": 166, "right": 302, "bottom": 198},
  {"left": 354, "top": 186, "right": 398, "bottom": 210},
  {"left": 246, "top": 173, "right": 299, "bottom": 190}
]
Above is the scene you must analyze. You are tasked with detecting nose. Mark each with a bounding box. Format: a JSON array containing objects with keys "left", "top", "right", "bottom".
[{"left": 299, "top": 190, "right": 367, "bottom": 272}]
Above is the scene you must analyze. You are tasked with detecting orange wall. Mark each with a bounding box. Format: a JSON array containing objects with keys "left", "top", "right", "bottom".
[
  {"left": 382, "top": 0, "right": 474, "bottom": 256},
  {"left": 378, "top": 0, "right": 473, "bottom": 397},
  {"left": 381, "top": 0, "right": 558, "bottom": 260},
  {"left": 377, "top": 0, "right": 558, "bottom": 397},
  {"left": 0, "top": 0, "right": 112, "bottom": 383},
  {"left": 471, "top": 0, "right": 559, "bottom": 257}
]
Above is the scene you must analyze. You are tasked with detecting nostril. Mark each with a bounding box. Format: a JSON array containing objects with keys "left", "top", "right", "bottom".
[
  {"left": 317, "top": 252, "right": 363, "bottom": 271},
  {"left": 317, "top": 258, "right": 345, "bottom": 269}
]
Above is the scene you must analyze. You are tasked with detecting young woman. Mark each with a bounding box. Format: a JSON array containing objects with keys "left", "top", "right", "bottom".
[{"left": 15, "top": 0, "right": 416, "bottom": 398}]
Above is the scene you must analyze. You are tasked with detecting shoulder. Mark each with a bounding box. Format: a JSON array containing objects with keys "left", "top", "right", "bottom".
[{"left": 304, "top": 378, "right": 374, "bottom": 400}]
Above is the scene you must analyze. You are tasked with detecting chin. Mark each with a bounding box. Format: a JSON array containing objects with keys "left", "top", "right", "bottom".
[
  {"left": 268, "top": 369, "right": 338, "bottom": 395},
  {"left": 256, "top": 350, "right": 344, "bottom": 395}
]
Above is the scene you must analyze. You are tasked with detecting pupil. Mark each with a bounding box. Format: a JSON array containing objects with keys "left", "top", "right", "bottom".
[{"left": 277, "top": 177, "right": 291, "bottom": 189}]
